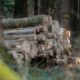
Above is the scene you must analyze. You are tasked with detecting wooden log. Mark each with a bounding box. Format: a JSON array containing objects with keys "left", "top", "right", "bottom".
[
  {"left": 18, "top": 53, "right": 24, "bottom": 60},
  {"left": 65, "top": 31, "right": 71, "bottom": 38},
  {"left": 43, "top": 15, "right": 52, "bottom": 26},
  {"left": 55, "top": 47, "right": 61, "bottom": 59},
  {"left": 25, "top": 54, "right": 29, "bottom": 61},
  {"left": 42, "top": 26, "right": 48, "bottom": 33},
  {"left": 68, "top": 57, "right": 80, "bottom": 64},
  {"left": 47, "top": 33, "right": 54, "bottom": 39},
  {"left": 38, "top": 44, "right": 45, "bottom": 53},
  {"left": 38, "top": 50, "right": 54, "bottom": 57},
  {"left": 4, "top": 28, "right": 36, "bottom": 35},
  {"left": 4, "top": 34, "right": 37, "bottom": 41},
  {"left": 28, "top": 26, "right": 43, "bottom": 33},
  {"left": 52, "top": 20, "right": 60, "bottom": 34},
  {"left": 49, "top": 50, "right": 54, "bottom": 57},
  {"left": 37, "top": 34, "right": 46, "bottom": 41},
  {"left": 5, "top": 39, "right": 30, "bottom": 53},
  {"left": 8, "top": 51, "right": 18, "bottom": 59},
  {"left": 29, "top": 42, "right": 38, "bottom": 59},
  {"left": 62, "top": 49, "right": 72, "bottom": 57},
  {"left": 35, "top": 54, "right": 47, "bottom": 58},
  {"left": 3, "top": 15, "right": 44, "bottom": 29},
  {"left": 53, "top": 59, "right": 66, "bottom": 65},
  {"left": 45, "top": 39, "right": 54, "bottom": 50}
]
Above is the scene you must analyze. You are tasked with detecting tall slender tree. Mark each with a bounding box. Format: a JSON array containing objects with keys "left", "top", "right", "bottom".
[
  {"left": 14, "top": 0, "right": 28, "bottom": 18},
  {"left": 0, "top": 0, "right": 5, "bottom": 49},
  {"left": 39, "top": 0, "right": 49, "bottom": 15},
  {"left": 33, "top": 0, "right": 38, "bottom": 15}
]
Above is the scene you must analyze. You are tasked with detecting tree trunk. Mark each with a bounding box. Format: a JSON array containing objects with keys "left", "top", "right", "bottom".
[
  {"left": 23, "top": 0, "right": 28, "bottom": 17},
  {"left": 39, "top": 0, "right": 49, "bottom": 14},
  {"left": 14, "top": 0, "right": 28, "bottom": 18},
  {"left": 3, "top": 15, "right": 44, "bottom": 29},
  {"left": 49, "top": 0, "right": 60, "bottom": 20},
  {"left": 0, "top": 1, "right": 5, "bottom": 49},
  {"left": 33, "top": 0, "right": 38, "bottom": 15},
  {"left": 70, "top": 0, "right": 80, "bottom": 37},
  {"left": 14, "top": 0, "right": 23, "bottom": 18}
]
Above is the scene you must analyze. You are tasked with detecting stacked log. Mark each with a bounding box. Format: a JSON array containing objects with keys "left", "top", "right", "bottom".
[{"left": 4, "top": 15, "right": 78, "bottom": 66}]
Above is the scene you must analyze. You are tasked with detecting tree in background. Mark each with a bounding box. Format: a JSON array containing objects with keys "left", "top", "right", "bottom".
[
  {"left": 0, "top": 0, "right": 5, "bottom": 49},
  {"left": 70, "top": 0, "right": 80, "bottom": 34},
  {"left": 33, "top": 0, "right": 38, "bottom": 15},
  {"left": 14, "top": 0, "right": 28, "bottom": 18},
  {"left": 39, "top": 0, "right": 49, "bottom": 15}
]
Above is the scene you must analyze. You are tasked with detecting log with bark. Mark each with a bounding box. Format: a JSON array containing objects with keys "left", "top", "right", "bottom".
[
  {"left": 5, "top": 39, "right": 30, "bottom": 53},
  {"left": 29, "top": 42, "right": 38, "bottom": 58},
  {"left": 4, "top": 34, "right": 37, "bottom": 41},
  {"left": 2, "top": 15, "right": 44, "bottom": 29},
  {"left": 3, "top": 15, "right": 53, "bottom": 29},
  {"left": 4, "top": 28, "right": 36, "bottom": 35}
]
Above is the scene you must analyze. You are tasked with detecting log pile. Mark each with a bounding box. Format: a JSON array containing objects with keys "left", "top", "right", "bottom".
[{"left": 3, "top": 15, "right": 80, "bottom": 66}]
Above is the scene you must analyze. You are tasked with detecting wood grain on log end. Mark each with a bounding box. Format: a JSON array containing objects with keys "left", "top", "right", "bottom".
[
  {"left": 37, "top": 34, "right": 46, "bottom": 41},
  {"left": 21, "top": 39, "right": 30, "bottom": 53},
  {"left": 38, "top": 44, "right": 45, "bottom": 53}
]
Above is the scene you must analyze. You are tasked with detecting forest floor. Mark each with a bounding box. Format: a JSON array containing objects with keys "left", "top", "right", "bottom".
[{"left": 27, "top": 66, "right": 80, "bottom": 80}]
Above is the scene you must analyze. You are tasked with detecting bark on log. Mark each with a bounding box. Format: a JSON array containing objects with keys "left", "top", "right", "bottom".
[
  {"left": 4, "top": 34, "right": 37, "bottom": 41},
  {"left": 37, "top": 34, "right": 46, "bottom": 41},
  {"left": 2, "top": 15, "right": 44, "bottom": 29},
  {"left": 4, "top": 28, "right": 36, "bottom": 35},
  {"left": 5, "top": 39, "right": 30, "bottom": 53}
]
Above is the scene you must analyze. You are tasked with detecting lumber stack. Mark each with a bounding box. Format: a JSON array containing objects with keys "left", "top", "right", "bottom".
[{"left": 3, "top": 15, "right": 79, "bottom": 66}]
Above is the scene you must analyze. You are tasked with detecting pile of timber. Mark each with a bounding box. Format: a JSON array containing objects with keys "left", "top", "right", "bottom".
[{"left": 3, "top": 15, "right": 80, "bottom": 66}]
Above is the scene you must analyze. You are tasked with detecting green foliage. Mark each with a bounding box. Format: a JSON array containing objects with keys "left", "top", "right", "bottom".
[
  {"left": 0, "top": 60, "right": 22, "bottom": 80},
  {"left": 27, "top": 67, "right": 80, "bottom": 80},
  {"left": 0, "top": 48, "right": 15, "bottom": 66},
  {"left": 1, "top": 0, "right": 15, "bottom": 18}
]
